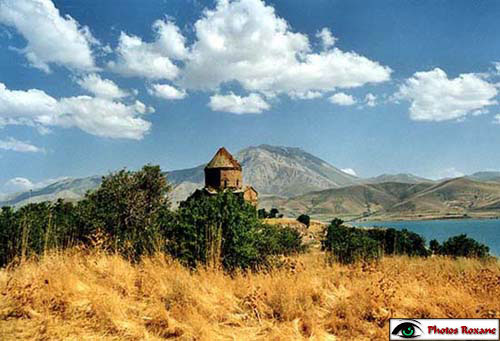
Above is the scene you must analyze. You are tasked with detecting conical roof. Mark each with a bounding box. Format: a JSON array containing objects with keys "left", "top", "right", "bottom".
[{"left": 205, "top": 147, "right": 241, "bottom": 169}]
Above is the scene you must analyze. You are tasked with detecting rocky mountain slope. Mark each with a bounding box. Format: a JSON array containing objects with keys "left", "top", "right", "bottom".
[
  {"left": 260, "top": 178, "right": 500, "bottom": 221},
  {"left": 2, "top": 145, "right": 500, "bottom": 221}
]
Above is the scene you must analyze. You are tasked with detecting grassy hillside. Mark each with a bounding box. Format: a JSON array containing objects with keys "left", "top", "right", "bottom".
[
  {"left": 1, "top": 250, "right": 498, "bottom": 340},
  {"left": 261, "top": 179, "right": 500, "bottom": 221}
]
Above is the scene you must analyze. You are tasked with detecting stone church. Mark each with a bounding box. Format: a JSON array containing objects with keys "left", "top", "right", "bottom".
[{"left": 189, "top": 147, "right": 258, "bottom": 205}]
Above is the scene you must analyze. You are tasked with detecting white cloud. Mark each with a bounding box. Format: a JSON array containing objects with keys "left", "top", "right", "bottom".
[
  {"left": 2, "top": 176, "right": 68, "bottom": 194},
  {"left": 316, "top": 27, "right": 337, "bottom": 49},
  {"left": 431, "top": 167, "right": 465, "bottom": 180},
  {"left": 77, "top": 74, "right": 128, "bottom": 99},
  {"left": 494, "top": 62, "right": 500, "bottom": 75},
  {"left": 3, "top": 177, "right": 35, "bottom": 192},
  {"left": 364, "top": 93, "right": 377, "bottom": 107},
  {"left": 493, "top": 114, "right": 500, "bottom": 124},
  {"left": 0, "top": 82, "right": 154, "bottom": 140},
  {"left": 208, "top": 92, "right": 270, "bottom": 114},
  {"left": 148, "top": 83, "right": 187, "bottom": 100},
  {"left": 0, "top": 137, "right": 44, "bottom": 153},
  {"left": 341, "top": 168, "right": 357, "bottom": 176},
  {"left": 329, "top": 92, "right": 357, "bottom": 106},
  {"left": 108, "top": 20, "right": 187, "bottom": 79},
  {"left": 179, "top": 0, "right": 391, "bottom": 96},
  {"left": 396, "top": 68, "right": 498, "bottom": 122},
  {"left": 289, "top": 91, "right": 323, "bottom": 100},
  {"left": 0, "top": 0, "right": 97, "bottom": 72}
]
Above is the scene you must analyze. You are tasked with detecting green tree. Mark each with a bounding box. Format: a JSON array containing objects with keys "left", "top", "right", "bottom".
[
  {"left": 80, "top": 165, "right": 172, "bottom": 260},
  {"left": 297, "top": 214, "right": 310, "bottom": 228},
  {"left": 322, "top": 219, "right": 381, "bottom": 264},
  {"left": 429, "top": 239, "right": 441, "bottom": 255},
  {"left": 440, "top": 234, "right": 489, "bottom": 258}
]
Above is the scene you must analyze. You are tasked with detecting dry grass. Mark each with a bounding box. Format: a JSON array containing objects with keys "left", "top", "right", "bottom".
[{"left": 0, "top": 250, "right": 499, "bottom": 341}]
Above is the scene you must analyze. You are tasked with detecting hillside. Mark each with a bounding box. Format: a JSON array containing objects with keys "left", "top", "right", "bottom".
[
  {"left": 260, "top": 179, "right": 500, "bottom": 221},
  {"left": 360, "top": 173, "right": 434, "bottom": 185},
  {"left": 2, "top": 145, "right": 500, "bottom": 221},
  {"left": 1, "top": 145, "right": 358, "bottom": 207}
]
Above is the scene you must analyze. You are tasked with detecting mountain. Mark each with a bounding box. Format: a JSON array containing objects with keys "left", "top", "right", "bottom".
[
  {"left": 3, "top": 146, "right": 500, "bottom": 221},
  {"left": 1, "top": 145, "right": 357, "bottom": 207},
  {"left": 467, "top": 171, "right": 500, "bottom": 183},
  {"left": 260, "top": 177, "right": 500, "bottom": 221},
  {"left": 0, "top": 176, "right": 102, "bottom": 207},
  {"left": 360, "top": 173, "right": 434, "bottom": 185},
  {"left": 237, "top": 145, "right": 358, "bottom": 196},
  {"left": 260, "top": 182, "right": 434, "bottom": 221}
]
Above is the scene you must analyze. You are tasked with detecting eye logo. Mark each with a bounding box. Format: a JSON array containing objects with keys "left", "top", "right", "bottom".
[{"left": 392, "top": 320, "right": 423, "bottom": 338}]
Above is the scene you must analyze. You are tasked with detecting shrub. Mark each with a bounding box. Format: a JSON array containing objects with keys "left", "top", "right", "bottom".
[
  {"left": 322, "top": 219, "right": 381, "bottom": 264},
  {"left": 257, "top": 224, "right": 306, "bottom": 257},
  {"left": 77, "top": 165, "right": 172, "bottom": 260},
  {"left": 438, "top": 234, "right": 490, "bottom": 258},
  {"left": 297, "top": 214, "right": 310, "bottom": 228},
  {"left": 366, "top": 227, "right": 429, "bottom": 257},
  {"left": 163, "top": 191, "right": 262, "bottom": 270}
]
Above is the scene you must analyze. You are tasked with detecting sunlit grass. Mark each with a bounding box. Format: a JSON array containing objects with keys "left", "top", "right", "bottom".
[{"left": 0, "top": 250, "right": 498, "bottom": 340}]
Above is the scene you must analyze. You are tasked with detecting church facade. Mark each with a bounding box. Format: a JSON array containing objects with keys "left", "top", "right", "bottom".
[{"left": 189, "top": 147, "right": 258, "bottom": 206}]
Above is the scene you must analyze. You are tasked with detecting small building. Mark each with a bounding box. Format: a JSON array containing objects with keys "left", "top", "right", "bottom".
[{"left": 189, "top": 147, "right": 258, "bottom": 206}]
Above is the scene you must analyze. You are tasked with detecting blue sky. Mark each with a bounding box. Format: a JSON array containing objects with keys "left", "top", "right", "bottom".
[{"left": 0, "top": 0, "right": 499, "bottom": 193}]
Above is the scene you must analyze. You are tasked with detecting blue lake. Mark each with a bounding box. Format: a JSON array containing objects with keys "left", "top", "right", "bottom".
[{"left": 351, "top": 219, "right": 500, "bottom": 256}]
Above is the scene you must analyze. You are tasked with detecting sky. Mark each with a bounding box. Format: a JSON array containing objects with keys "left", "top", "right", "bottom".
[{"left": 0, "top": 0, "right": 499, "bottom": 193}]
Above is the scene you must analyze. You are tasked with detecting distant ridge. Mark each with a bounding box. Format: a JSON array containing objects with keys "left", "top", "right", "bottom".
[{"left": 2, "top": 146, "right": 500, "bottom": 221}]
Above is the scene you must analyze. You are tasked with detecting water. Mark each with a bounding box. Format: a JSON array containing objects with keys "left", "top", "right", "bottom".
[{"left": 351, "top": 219, "right": 500, "bottom": 256}]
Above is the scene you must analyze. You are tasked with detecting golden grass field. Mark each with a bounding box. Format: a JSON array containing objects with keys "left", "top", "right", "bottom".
[{"left": 1, "top": 250, "right": 499, "bottom": 341}]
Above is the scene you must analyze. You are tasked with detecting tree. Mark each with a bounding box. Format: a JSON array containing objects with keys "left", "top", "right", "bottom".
[
  {"left": 269, "top": 208, "right": 280, "bottom": 218},
  {"left": 165, "top": 191, "right": 261, "bottom": 270},
  {"left": 80, "top": 165, "right": 172, "bottom": 259},
  {"left": 297, "top": 214, "right": 311, "bottom": 228},
  {"left": 429, "top": 239, "right": 441, "bottom": 255},
  {"left": 439, "top": 234, "right": 489, "bottom": 258},
  {"left": 322, "top": 218, "right": 381, "bottom": 264}
]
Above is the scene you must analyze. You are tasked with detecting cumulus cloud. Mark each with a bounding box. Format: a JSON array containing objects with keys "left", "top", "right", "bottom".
[
  {"left": 148, "top": 83, "right": 187, "bottom": 100},
  {"left": 341, "top": 168, "right": 357, "bottom": 176},
  {"left": 396, "top": 68, "right": 498, "bottom": 122},
  {"left": 0, "top": 0, "right": 98, "bottom": 72},
  {"left": 2, "top": 176, "right": 68, "bottom": 194},
  {"left": 0, "top": 82, "right": 154, "bottom": 139},
  {"left": 493, "top": 114, "right": 500, "bottom": 124},
  {"left": 179, "top": 0, "right": 391, "bottom": 96},
  {"left": 329, "top": 92, "right": 357, "bottom": 106},
  {"left": 431, "top": 167, "right": 465, "bottom": 180},
  {"left": 3, "top": 177, "right": 35, "bottom": 192},
  {"left": 289, "top": 91, "right": 323, "bottom": 100},
  {"left": 108, "top": 20, "right": 187, "bottom": 79},
  {"left": 0, "top": 137, "right": 44, "bottom": 153},
  {"left": 208, "top": 92, "right": 270, "bottom": 114},
  {"left": 316, "top": 27, "right": 337, "bottom": 49},
  {"left": 77, "top": 74, "right": 128, "bottom": 99},
  {"left": 364, "top": 93, "right": 377, "bottom": 107}
]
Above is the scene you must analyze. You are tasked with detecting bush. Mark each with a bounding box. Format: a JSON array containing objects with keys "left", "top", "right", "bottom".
[
  {"left": 366, "top": 227, "right": 429, "bottom": 257},
  {"left": 297, "top": 214, "right": 310, "bottom": 228},
  {"left": 73, "top": 165, "right": 172, "bottom": 260},
  {"left": 438, "top": 234, "right": 490, "bottom": 258},
  {"left": 257, "top": 224, "right": 306, "bottom": 257},
  {"left": 322, "top": 219, "right": 381, "bottom": 264},
  {"left": 163, "top": 191, "right": 262, "bottom": 270}
]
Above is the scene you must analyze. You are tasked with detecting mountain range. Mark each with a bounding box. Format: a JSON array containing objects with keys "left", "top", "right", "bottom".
[{"left": 2, "top": 145, "right": 500, "bottom": 221}]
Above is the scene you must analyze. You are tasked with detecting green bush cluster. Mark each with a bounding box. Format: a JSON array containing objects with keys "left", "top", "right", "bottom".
[
  {"left": 429, "top": 234, "right": 490, "bottom": 258},
  {"left": 322, "top": 218, "right": 381, "bottom": 264},
  {"left": 321, "top": 218, "right": 491, "bottom": 264},
  {"left": 0, "top": 165, "right": 305, "bottom": 270}
]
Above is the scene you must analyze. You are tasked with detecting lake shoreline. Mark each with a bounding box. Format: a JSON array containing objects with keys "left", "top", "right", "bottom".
[{"left": 353, "top": 213, "right": 500, "bottom": 223}]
